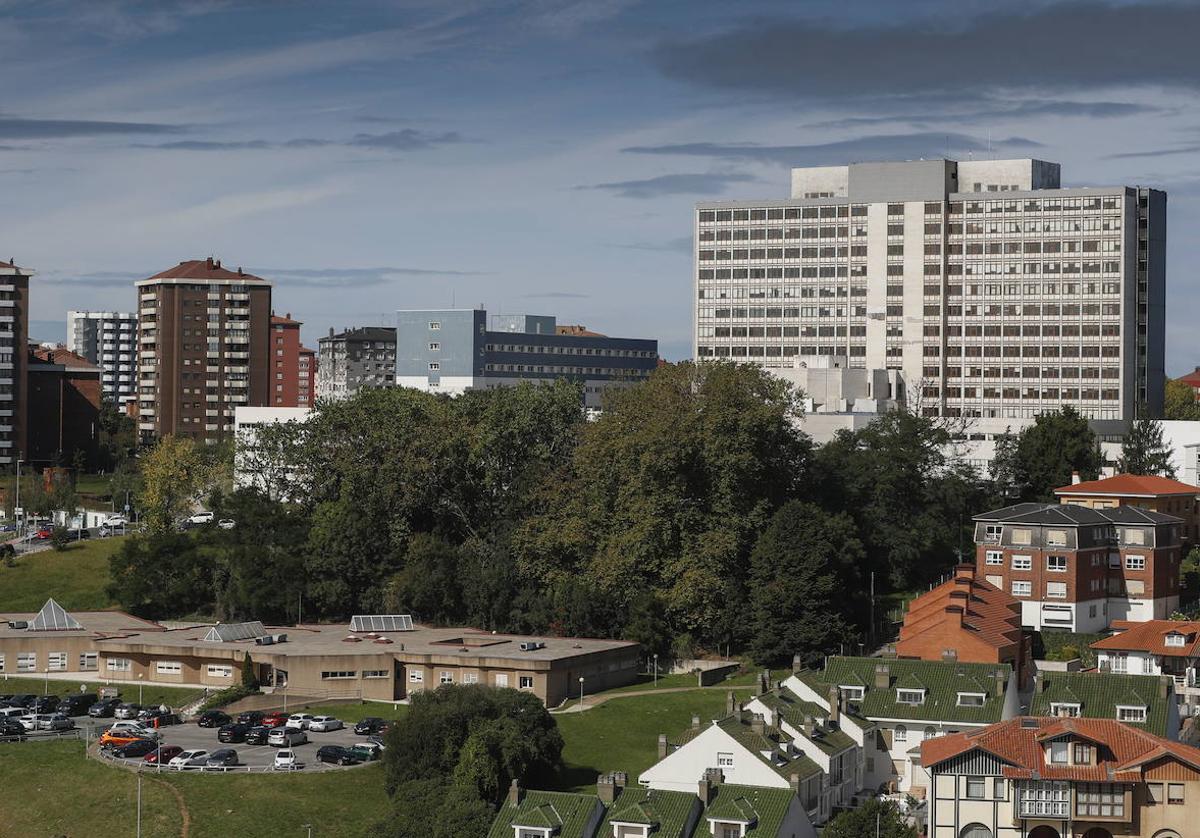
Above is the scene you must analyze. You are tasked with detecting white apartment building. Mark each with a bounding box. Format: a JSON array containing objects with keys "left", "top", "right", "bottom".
[
  {"left": 694, "top": 158, "right": 1166, "bottom": 465},
  {"left": 67, "top": 310, "right": 138, "bottom": 408}
]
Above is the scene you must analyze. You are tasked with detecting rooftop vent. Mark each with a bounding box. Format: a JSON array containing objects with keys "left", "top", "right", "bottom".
[
  {"left": 519, "top": 641, "right": 546, "bottom": 652},
  {"left": 342, "top": 635, "right": 363, "bottom": 643}
]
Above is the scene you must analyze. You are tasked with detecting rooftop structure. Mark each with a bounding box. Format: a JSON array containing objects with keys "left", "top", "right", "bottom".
[
  {"left": 1056, "top": 472, "right": 1200, "bottom": 545},
  {"left": 1028, "top": 670, "right": 1178, "bottom": 739},
  {"left": 1091, "top": 619, "right": 1200, "bottom": 705},
  {"left": 67, "top": 309, "right": 138, "bottom": 408},
  {"left": 315, "top": 326, "right": 395, "bottom": 400}
]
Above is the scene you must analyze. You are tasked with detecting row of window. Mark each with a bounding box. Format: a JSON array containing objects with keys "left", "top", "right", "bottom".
[
  {"left": 987, "top": 551, "right": 1148, "bottom": 571},
  {"left": 407, "top": 670, "right": 534, "bottom": 689},
  {"left": 696, "top": 197, "right": 1122, "bottom": 224}
]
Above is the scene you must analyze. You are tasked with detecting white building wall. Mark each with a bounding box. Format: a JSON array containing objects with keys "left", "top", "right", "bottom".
[{"left": 638, "top": 725, "right": 790, "bottom": 793}]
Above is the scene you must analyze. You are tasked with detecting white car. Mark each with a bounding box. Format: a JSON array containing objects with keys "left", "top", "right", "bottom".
[
  {"left": 188, "top": 511, "right": 214, "bottom": 525},
  {"left": 217, "top": 519, "right": 236, "bottom": 530},
  {"left": 284, "top": 713, "right": 315, "bottom": 730},
  {"left": 168, "top": 749, "right": 209, "bottom": 770},
  {"left": 0, "top": 707, "right": 25, "bottom": 719},
  {"left": 107, "top": 721, "right": 159, "bottom": 739},
  {"left": 307, "top": 716, "right": 343, "bottom": 732},
  {"left": 38, "top": 714, "right": 74, "bottom": 731},
  {"left": 274, "top": 748, "right": 301, "bottom": 770},
  {"left": 102, "top": 515, "right": 128, "bottom": 528},
  {"left": 17, "top": 715, "right": 46, "bottom": 731},
  {"left": 268, "top": 728, "right": 307, "bottom": 747}
]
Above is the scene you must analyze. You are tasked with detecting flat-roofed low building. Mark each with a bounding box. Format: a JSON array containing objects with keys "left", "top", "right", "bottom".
[
  {"left": 91, "top": 616, "right": 639, "bottom": 706},
  {"left": 0, "top": 600, "right": 166, "bottom": 678}
]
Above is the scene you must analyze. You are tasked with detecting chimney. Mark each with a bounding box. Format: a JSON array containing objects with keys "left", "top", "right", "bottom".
[
  {"left": 945, "top": 605, "right": 964, "bottom": 628},
  {"left": 953, "top": 563, "right": 975, "bottom": 582},
  {"left": 802, "top": 716, "right": 814, "bottom": 738},
  {"left": 750, "top": 713, "right": 765, "bottom": 735},
  {"left": 759, "top": 670, "right": 770, "bottom": 694},
  {"left": 657, "top": 734, "right": 668, "bottom": 759},
  {"left": 691, "top": 714, "right": 701, "bottom": 730},
  {"left": 792, "top": 653, "right": 803, "bottom": 674},
  {"left": 205, "top": 256, "right": 214, "bottom": 270},
  {"left": 1072, "top": 471, "right": 1081, "bottom": 485},
  {"left": 828, "top": 686, "right": 840, "bottom": 724},
  {"left": 215, "top": 259, "right": 221, "bottom": 269},
  {"left": 237, "top": 267, "right": 243, "bottom": 276},
  {"left": 994, "top": 669, "right": 1006, "bottom": 698},
  {"left": 597, "top": 771, "right": 625, "bottom": 804},
  {"left": 699, "top": 769, "right": 722, "bottom": 805},
  {"left": 789, "top": 773, "right": 801, "bottom": 797},
  {"left": 1040, "top": 675, "right": 1051, "bottom": 693},
  {"left": 507, "top": 778, "right": 522, "bottom": 807},
  {"left": 874, "top": 664, "right": 890, "bottom": 690},
  {"left": 726, "top": 690, "right": 736, "bottom": 716},
  {"left": 942, "top": 648, "right": 958, "bottom": 664},
  {"left": 1160, "top": 676, "right": 1171, "bottom": 699},
  {"left": 286, "top": 312, "right": 291, "bottom": 319},
  {"left": 328, "top": 327, "right": 334, "bottom": 338}
]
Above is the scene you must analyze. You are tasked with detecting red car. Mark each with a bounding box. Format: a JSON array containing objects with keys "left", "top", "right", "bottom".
[
  {"left": 35, "top": 528, "right": 53, "bottom": 540},
  {"left": 260, "top": 712, "right": 288, "bottom": 728},
  {"left": 143, "top": 745, "right": 183, "bottom": 765}
]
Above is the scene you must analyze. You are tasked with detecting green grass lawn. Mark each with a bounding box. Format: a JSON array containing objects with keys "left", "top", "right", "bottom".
[
  {"left": 0, "top": 740, "right": 184, "bottom": 838},
  {"left": 288, "top": 701, "right": 410, "bottom": 724},
  {"left": 553, "top": 689, "right": 730, "bottom": 792},
  {"left": 0, "top": 675, "right": 200, "bottom": 708},
  {"left": 74, "top": 472, "right": 114, "bottom": 499},
  {"left": 0, "top": 535, "right": 125, "bottom": 612}
]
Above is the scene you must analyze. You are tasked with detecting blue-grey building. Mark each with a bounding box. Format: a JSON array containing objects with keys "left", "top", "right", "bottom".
[{"left": 394, "top": 309, "right": 658, "bottom": 408}]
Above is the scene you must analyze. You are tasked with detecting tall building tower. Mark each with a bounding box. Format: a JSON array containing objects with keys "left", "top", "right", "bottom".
[
  {"left": 316, "top": 327, "right": 396, "bottom": 401},
  {"left": 694, "top": 159, "right": 1166, "bottom": 463},
  {"left": 297, "top": 344, "right": 316, "bottom": 407},
  {"left": 269, "top": 313, "right": 306, "bottom": 407},
  {"left": 67, "top": 310, "right": 138, "bottom": 408},
  {"left": 0, "top": 259, "right": 31, "bottom": 466},
  {"left": 136, "top": 258, "right": 272, "bottom": 444}
]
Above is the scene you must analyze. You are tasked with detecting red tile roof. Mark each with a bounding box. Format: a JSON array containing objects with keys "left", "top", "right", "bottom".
[
  {"left": 1176, "top": 368, "right": 1200, "bottom": 388},
  {"left": 556, "top": 324, "right": 607, "bottom": 337},
  {"left": 921, "top": 717, "right": 1200, "bottom": 782},
  {"left": 145, "top": 258, "right": 265, "bottom": 282},
  {"left": 898, "top": 566, "right": 1024, "bottom": 652},
  {"left": 29, "top": 346, "right": 101, "bottom": 371},
  {"left": 271, "top": 313, "right": 301, "bottom": 326},
  {"left": 1054, "top": 473, "right": 1200, "bottom": 498},
  {"left": 1090, "top": 619, "right": 1200, "bottom": 658}
]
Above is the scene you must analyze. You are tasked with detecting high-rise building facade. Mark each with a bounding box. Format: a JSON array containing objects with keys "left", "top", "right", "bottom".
[
  {"left": 298, "top": 345, "right": 316, "bottom": 407},
  {"left": 316, "top": 327, "right": 396, "bottom": 401},
  {"left": 269, "top": 313, "right": 304, "bottom": 407},
  {"left": 136, "top": 258, "right": 272, "bottom": 444},
  {"left": 394, "top": 309, "right": 658, "bottom": 409},
  {"left": 67, "top": 310, "right": 138, "bottom": 408},
  {"left": 694, "top": 159, "right": 1166, "bottom": 456},
  {"left": 0, "top": 259, "right": 31, "bottom": 466}
]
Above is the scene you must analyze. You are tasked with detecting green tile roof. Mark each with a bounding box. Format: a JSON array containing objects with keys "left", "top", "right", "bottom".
[
  {"left": 672, "top": 713, "right": 823, "bottom": 782},
  {"left": 598, "top": 787, "right": 698, "bottom": 837},
  {"left": 796, "top": 656, "right": 1011, "bottom": 724},
  {"left": 753, "top": 688, "right": 857, "bottom": 756},
  {"left": 487, "top": 790, "right": 601, "bottom": 838},
  {"left": 1028, "top": 671, "right": 1173, "bottom": 737},
  {"left": 703, "top": 784, "right": 797, "bottom": 837}
]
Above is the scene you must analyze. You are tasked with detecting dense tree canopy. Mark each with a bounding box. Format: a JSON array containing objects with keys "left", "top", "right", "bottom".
[
  {"left": 824, "top": 799, "right": 917, "bottom": 838},
  {"left": 1119, "top": 417, "right": 1175, "bottom": 477},
  {"left": 990, "top": 407, "right": 1102, "bottom": 502},
  {"left": 1165, "top": 378, "right": 1200, "bottom": 421}
]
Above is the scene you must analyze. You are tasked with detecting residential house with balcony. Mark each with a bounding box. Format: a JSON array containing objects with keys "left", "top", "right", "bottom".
[
  {"left": 1090, "top": 621, "right": 1200, "bottom": 714},
  {"left": 922, "top": 716, "right": 1200, "bottom": 838},
  {"left": 1055, "top": 472, "right": 1200, "bottom": 546},
  {"left": 1028, "top": 670, "right": 1179, "bottom": 740},
  {"left": 973, "top": 503, "right": 1183, "bottom": 631},
  {"left": 897, "top": 563, "right": 1032, "bottom": 690},
  {"left": 641, "top": 707, "right": 827, "bottom": 827},
  {"left": 784, "top": 656, "right": 1019, "bottom": 795},
  {"left": 489, "top": 770, "right": 815, "bottom": 838}
]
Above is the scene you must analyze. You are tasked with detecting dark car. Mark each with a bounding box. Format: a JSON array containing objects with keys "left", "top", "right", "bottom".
[
  {"left": 30, "top": 696, "right": 60, "bottom": 713},
  {"left": 204, "top": 749, "right": 239, "bottom": 769},
  {"left": 59, "top": 694, "right": 98, "bottom": 716},
  {"left": 315, "top": 745, "right": 362, "bottom": 766},
  {"left": 0, "top": 719, "right": 25, "bottom": 737},
  {"left": 8, "top": 695, "right": 37, "bottom": 709},
  {"left": 244, "top": 726, "right": 271, "bottom": 746},
  {"left": 88, "top": 698, "right": 122, "bottom": 718},
  {"left": 236, "top": 710, "right": 265, "bottom": 726},
  {"left": 113, "top": 703, "right": 142, "bottom": 720},
  {"left": 197, "top": 710, "right": 231, "bottom": 728},
  {"left": 113, "top": 738, "right": 159, "bottom": 758},
  {"left": 217, "top": 723, "right": 250, "bottom": 743},
  {"left": 143, "top": 745, "right": 183, "bottom": 765},
  {"left": 353, "top": 717, "right": 388, "bottom": 735},
  {"left": 139, "top": 708, "right": 182, "bottom": 726}
]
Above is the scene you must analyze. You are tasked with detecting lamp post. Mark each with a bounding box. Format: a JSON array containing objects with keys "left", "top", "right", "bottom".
[
  {"left": 653, "top": 654, "right": 658, "bottom": 687},
  {"left": 138, "top": 674, "right": 144, "bottom": 705},
  {"left": 13, "top": 457, "right": 21, "bottom": 554},
  {"left": 578, "top": 676, "right": 584, "bottom": 711},
  {"left": 136, "top": 772, "right": 143, "bottom": 838},
  {"left": 302, "top": 825, "right": 313, "bottom": 838}
]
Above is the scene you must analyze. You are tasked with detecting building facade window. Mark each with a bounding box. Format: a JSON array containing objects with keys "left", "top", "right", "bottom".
[
  {"left": 1011, "top": 555, "right": 1032, "bottom": 570},
  {"left": 1012, "top": 581, "right": 1032, "bottom": 597},
  {"left": 206, "top": 664, "right": 233, "bottom": 678},
  {"left": 985, "top": 551, "right": 1003, "bottom": 565},
  {"left": 156, "top": 661, "right": 182, "bottom": 675},
  {"left": 106, "top": 657, "right": 131, "bottom": 672}
]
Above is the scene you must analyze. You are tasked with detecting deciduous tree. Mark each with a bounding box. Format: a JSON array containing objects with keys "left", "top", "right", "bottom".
[
  {"left": 988, "top": 407, "right": 1101, "bottom": 502},
  {"left": 1165, "top": 378, "right": 1200, "bottom": 421}
]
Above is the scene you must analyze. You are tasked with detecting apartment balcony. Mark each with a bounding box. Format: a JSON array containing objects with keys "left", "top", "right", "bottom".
[
  {"left": 206, "top": 409, "right": 219, "bottom": 417},
  {"left": 206, "top": 395, "right": 219, "bottom": 402},
  {"left": 227, "top": 351, "right": 249, "bottom": 360},
  {"left": 0, "top": 299, "right": 14, "bottom": 308},
  {"left": 140, "top": 293, "right": 157, "bottom": 301},
  {"left": 139, "top": 307, "right": 156, "bottom": 316},
  {"left": 139, "top": 365, "right": 157, "bottom": 373},
  {"left": 138, "top": 422, "right": 156, "bottom": 431},
  {"left": 205, "top": 424, "right": 218, "bottom": 432},
  {"left": 139, "top": 407, "right": 156, "bottom": 417},
  {"left": 227, "top": 293, "right": 249, "bottom": 302},
  {"left": 227, "top": 379, "right": 248, "bottom": 388},
  {"left": 0, "top": 284, "right": 12, "bottom": 292},
  {"left": 206, "top": 351, "right": 221, "bottom": 360}
]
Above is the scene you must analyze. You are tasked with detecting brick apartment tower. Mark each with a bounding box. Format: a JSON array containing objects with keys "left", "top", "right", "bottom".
[
  {"left": 26, "top": 347, "right": 102, "bottom": 467},
  {"left": 269, "top": 313, "right": 302, "bottom": 407},
  {"left": 0, "top": 259, "right": 31, "bottom": 466},
  {"left": 136, "top": 259, "right": 272, "bottom": 443}
]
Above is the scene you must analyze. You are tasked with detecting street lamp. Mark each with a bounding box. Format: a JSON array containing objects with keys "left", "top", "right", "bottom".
[
  {"left": 138, "top": 673, "right": 144, "bottom": 705},
  {"left": 136, "top": 772, "right": 143, "bottom": 838},
  {"left": 578, "top": 676, "right": 584, "bottom": 710},
  {"left": 653, "top": 654, "right": 658, "bottom": 687},
  {"left": 301, "top": 825, "right": 313, "bottom": 838}
]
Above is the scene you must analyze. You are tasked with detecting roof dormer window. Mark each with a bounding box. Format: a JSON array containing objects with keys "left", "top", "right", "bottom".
[
  {"left": 839, "top": 685, "right": 865, "bottom": 702},
  {"left": 1049, "top": 702, "right": 1081, "bottom": 718},
  {"left": 956, "top": 692, "right": 986, "bottom": 707},
  {"left": 1117, "top": 705, "right": 1147, "bottom": 723},
  {"left": 1165, "top": 633, "right": 1186, "bottom": 648},
  {"left": 897, "top": 689, "right": 926, "bottom": 705}
]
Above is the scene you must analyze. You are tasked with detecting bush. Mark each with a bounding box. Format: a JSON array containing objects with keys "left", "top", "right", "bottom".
[
  {"left": 197, "top": 683, "right": 258, "bottom": 712},
  {"left": 49, "top": 526, "right": 71, "bottom": 552}
]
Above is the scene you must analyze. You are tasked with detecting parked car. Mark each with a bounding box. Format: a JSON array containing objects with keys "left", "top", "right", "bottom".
[
  {"left": 348, "top": 743, "right": 382, "bottom": 762},
  {"left": 204, "top": 749, "right": 239, "bottom": 770},
  {"left": 88, "top": 698, "right": 122, "bottom": 718},
  {"left": 17, "top": 714, "right": 48, "bottom": 731},
  {"left": 107, "top": 721, "right": 160, "bottom": 739},
  {"left": 0, "top": 707, "right": 26, "bottom": 720},
  {"left": 197, "top": 710, "right": 231, "bottom": 728},
  {"left": 30, "top": 696, "right": 60, "bottom": 713},
  {"left": 218, "top": 723, "right": 251, "bottom": 743},
  {"left": 284, "top": 713, "right": 315, "bottom": 730},
  {"left": 316, "top": 745, "right": 361, "bottom": 766},
  {"left": 353, "top": 717, "right": 389, "bottom": 735},
  {"left": 140, "top": 711, "right": 183, "bottom": 727},
  {"left": 7, "top": 695, "right": 36, "bottom": 709},
  {"left": 143, "top": 745, "right": 183, "bottom": 765},
  {"left": 236, "top": 710, "right": 265, "bottom": 726},
  {"left": 0, "top": 719, "right": 26, "bottom": 736},
  {"left": 273, "top": 748, "right": 301, "bottom": 770},
  {"left": 307, "top": 716, "right": 343, "bottom": 732},
  {"left": 260, "top": 712, "right": 288, "bottom": 728},
  {"left": 114, "top": 703, "right": 142, "bottom": 720},
  {"left": 38, "top": 714, "right": 74, "bottom": 731},
  {"left": 217, "top": 519, "right": 236, "bottom": 530},
  {"left": 366, "top": 734, "right": 387, "bottom": 750},
  {"left": 102, "top": 515, "right": 128, "bottom": 528},
  {"left": 35, "top": 527, "right": 53, "bottom": 540},
  {"left": 245, "top": 726, "right": 271, "bottom": 745},
  {"left": 68, "top": 527, "right": 92, "bottom": 540},
  {"left": 168, "top": 749, "right": 210, "bottom": 770},
  {"left": 268, "top": 728, "right": 307, "bottom": 747},
  {"left": 113, "top": 739, "right": 160, "bottom": 758},
  {"left": 100, "top": 729, "right": 151, "bottom": 749},
  {"left": 188, "top": 511, "right": 214, "bottom": 525},
  {"left": 60, "top": 694, "right": 98, "bottom": 715}
]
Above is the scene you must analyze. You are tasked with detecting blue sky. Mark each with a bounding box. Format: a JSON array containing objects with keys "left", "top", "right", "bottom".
[{"left": 3, "top": 0, "right": 1200, "bottom": 365}]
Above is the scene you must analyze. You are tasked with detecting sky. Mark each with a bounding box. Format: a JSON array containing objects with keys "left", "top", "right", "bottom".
[{"left": 2, "top": 0, "right": 1200, "bottom": 366}]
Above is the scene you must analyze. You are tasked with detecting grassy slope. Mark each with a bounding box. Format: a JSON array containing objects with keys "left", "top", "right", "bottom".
[
  {"left": 0, "top": 676, "right": 199, "bottom": 708},
  {"left": 289, "top": 702, "right": 410, "bottom": 724},
  {"left": 0, "top": 536, "right": 125, "bottom": 612},
  {"left": 0, "top": 740, "right": 183, "bottom": 838}
]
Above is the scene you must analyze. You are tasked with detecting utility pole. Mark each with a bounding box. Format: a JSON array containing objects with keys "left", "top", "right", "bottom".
[
  {"left": 136, "top": 772, "right": 143, "bottom": 838},
  {"left": 869, "top": 571, "right": 876, "bottom": 649}
]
